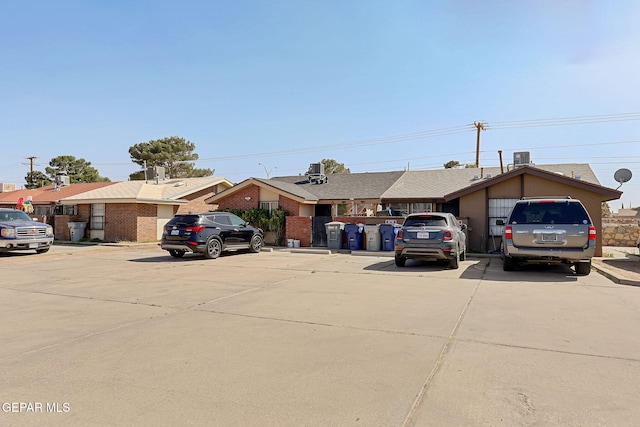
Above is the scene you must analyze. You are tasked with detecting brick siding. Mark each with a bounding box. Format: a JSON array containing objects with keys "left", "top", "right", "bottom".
[
  {"left": 217, "top": 186, "right": 260, "bottom": 211},
  {"left": 285, "top": 216, "right": 311, "bottom": 247}
]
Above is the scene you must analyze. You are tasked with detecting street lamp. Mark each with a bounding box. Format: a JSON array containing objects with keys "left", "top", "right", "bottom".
[{"left": 259, "top": 163, "right": 277, "bottom": 179}]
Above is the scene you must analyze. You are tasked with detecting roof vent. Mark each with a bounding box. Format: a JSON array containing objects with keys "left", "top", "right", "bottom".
[
  {"left": 486, "top": 173, "right": 492, "bottom": 179},
  {"left": 306, "top": 162, "right": 327, "bottom": 184}
]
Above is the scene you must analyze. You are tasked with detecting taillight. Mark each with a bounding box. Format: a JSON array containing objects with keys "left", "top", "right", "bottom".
[
  {"left": 505, "top": 226, "right": 513, "bottom": 240},
  {"left": 443, "top": 230, "right": 453, "bottom": 241},
  {"left": 185, "top": 225, "right": 206, "bottom": 233},
  {"left": 396, "top": 229, "right": 405, "bottom": 241},
  {"left": 588, "top": 226, "right": 596, "bottom": 241}
]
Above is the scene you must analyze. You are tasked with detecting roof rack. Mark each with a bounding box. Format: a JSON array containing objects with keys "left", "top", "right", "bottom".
[{"left": 520, "top": 196, "right": 572, "bottom": 200}]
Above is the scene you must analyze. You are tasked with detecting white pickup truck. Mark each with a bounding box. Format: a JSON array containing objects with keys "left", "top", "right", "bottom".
[{"left": 0, "top": 208, "right": 54, "bottom": 254}]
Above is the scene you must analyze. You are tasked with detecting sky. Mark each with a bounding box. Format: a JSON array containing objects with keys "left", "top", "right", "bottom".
[{"left": 1, "top": 0, "right": 639, "bottom": 210}]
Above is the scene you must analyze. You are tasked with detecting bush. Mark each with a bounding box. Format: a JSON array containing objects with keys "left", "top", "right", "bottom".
[{"left": 219, "top": 208, "right": 289, "bottom": 246}]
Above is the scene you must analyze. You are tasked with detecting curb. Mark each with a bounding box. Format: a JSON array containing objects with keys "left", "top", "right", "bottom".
[{"left": 591, "top": 261, "right": 640, "bottom": 287}]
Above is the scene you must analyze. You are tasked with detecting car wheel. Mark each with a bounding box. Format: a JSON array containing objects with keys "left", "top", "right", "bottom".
[
  {"left": 395, "top": 254, "right": 406, "bottom": 267},
  {"left": 203, "top": 238, "right": 222, "bottom": 259},
  {"left": 503, "top": 256, "right": 515, "bottom": 271},
  {"left": 449, "top": 251, "right": 459, "bottom": 269},
  {"left": 249, "top": 234, "right": 263, "bottom": 253},
  {"left": 575, "top": 261, "right": 591, "bottom": 275},
  {"left": 36, "top": 248, "right": 50, "bottom": 254},
  {"left": 169, "top": 249, "right": 185, "bottom": 258}
]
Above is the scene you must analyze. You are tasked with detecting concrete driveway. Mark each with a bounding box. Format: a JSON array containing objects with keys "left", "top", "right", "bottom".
[{"left": 1, "top": 245, "right": 639, "bottom": 426}]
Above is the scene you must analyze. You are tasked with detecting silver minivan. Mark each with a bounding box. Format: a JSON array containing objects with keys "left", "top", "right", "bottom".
[{"left": 497, "top": 197, "right": 595, "bottom": 275}]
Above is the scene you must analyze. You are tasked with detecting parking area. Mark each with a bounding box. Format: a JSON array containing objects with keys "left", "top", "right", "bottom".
[{"left": 1, "top": 245, "right": 640, "bottom": 426}]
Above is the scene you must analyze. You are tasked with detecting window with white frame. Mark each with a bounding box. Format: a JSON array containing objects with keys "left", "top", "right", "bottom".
[
  {"left": 91, "top": 203, "right": 105, "bottom": 230},
  {"left": 259, "top": 201, "right": 279, "bottom": 213},
  {"left": 489, "top": 198, "right": 519, "bottom": 236}
]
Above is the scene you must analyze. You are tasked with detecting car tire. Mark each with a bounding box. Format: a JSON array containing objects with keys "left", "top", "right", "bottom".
[
  {"left": 449, "top": 251, "right": 459, "bottom": 269},
  {"left": 36, "top": 248, "right": 50, "bottom": 254},
  {"left": 249, "top": 234, "right": 263, "bottom": 253},
  {"left": 169, "top": 249, "right": 185, "bottom": 258},
  {"left": 203, "top": 238, "right": 222, "bottom": 259},
  {"left": 503, "top": 256, "right": 515, "bottom": 271},
  {"left": 395, "top": 254, "right": 406, "bottom": 267},
  {"left": 575, "top": 261, "right": 591, "bottom": 276}
]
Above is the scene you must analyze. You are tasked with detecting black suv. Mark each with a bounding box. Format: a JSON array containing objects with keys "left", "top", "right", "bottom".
[
  {"left": 497, "top": 197, "right": 595, "bottom": 275},
  {"left": 160, "top": 212, "right": 264, "bottom": 259}
]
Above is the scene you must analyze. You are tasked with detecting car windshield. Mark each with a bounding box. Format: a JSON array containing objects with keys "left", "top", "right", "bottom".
[
  {"left": 404, "top": 216, "right": 447, "bottom": 227},
  {"left": 509, "top": 202, "right": 590, "bottom": 225},
  {"left": 0, "top": 210, "right": 32, "bottom": 222}
]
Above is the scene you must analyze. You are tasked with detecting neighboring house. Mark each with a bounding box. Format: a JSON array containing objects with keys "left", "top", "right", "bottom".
[
  {"left": 206, "top": 163, "right": 621, "bottom": 255},
  {"left": 57, "top": 177, "right": 233, "bottom": 242},
  {"left": 0, "top": 177, "right": 232, "bottom": 242},
  {"left": 0, "top": 182, "right": 116, "bottom": 215}
]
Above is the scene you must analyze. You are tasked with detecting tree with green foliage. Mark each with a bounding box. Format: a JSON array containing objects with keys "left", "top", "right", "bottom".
[
  {"left": 128, "top": 136, "right": 213, "bottom": 180},
  {"left": 25, "top": 171, "right": 52, "bottom": 189},
  {"left": 444, "top": 160, "right": 461, "bottom": 169},
  {"left": 45, "top": 155, "right": 110, "bottom": 183},
  {"left": 320, "top": 159, "right": 350, "bottom": 174}
]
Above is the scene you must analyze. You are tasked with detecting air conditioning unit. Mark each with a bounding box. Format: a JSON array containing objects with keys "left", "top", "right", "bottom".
[
  {"left": 513, "top": 151, "right": 531, "bottom": 166},
  {"left": 0, "top": 183, "right": 16, "bottom": 192},
  {"left": 146, "top": 166, "right": 166, "bottom": 182},
  {"left": 305, "top": 162, "right": 327, "bottom": 184},
  {"left": 55, "top": 175, "right": 70, "bottom": 186}
]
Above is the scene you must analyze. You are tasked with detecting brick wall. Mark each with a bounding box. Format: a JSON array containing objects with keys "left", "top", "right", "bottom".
[
  {"left": 105, "top": 203, "right": 138, "bottom": 242},
  {"left": 217, "top": 186, "right": 260, "bottom": 211},
  {"left": 285, "top": 216, "right": 311, "bottom": 247},
  {"left": 279, "top": 196, "right": 300, "bottom": 216},
  {"left": 177, "top": 187, "right": 217, "bottom": 214},
  {"left": 136, "top": 204, "right": 158, "bottom": 242}
]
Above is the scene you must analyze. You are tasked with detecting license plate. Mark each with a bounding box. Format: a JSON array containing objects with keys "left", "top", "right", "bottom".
[
  {"left": 171, "top": 230, "right": 180, "bottom": 235},
  {"left": 541, "top": 234, "right": 557, "bottom": 242},
  {"left": 417, "top": 232, "right": 431, "bottom": 239},
  {"left": 29, "top": 243, "right": 38, "bottom": 248}
]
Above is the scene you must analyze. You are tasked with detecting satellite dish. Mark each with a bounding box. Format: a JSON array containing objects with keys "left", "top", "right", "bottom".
[{"left": 614, "top": 168, "right": 632, "bottom": 189}]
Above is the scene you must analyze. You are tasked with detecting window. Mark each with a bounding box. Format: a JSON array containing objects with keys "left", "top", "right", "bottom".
[
  {"left": 411, "top": 203, "right": 432, "bottom": 214},
  {"left": 259, "top": 201, "right": 279, "bottom": 213},
  {"left": 54, "top": 205, "right": 78, "bottom": 215},
  {"left": 91, "top": 203, "right": 105, "bottom": 230},
  {"left": 489, "top": 199, "right": 518, "bottom": 236}
]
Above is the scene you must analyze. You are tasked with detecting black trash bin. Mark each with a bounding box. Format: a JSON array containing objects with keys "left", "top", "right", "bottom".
[{"left": 344, "top": 223, "right": 364, "bottom": 251}]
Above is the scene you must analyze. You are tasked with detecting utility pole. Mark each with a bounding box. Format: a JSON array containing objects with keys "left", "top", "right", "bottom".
[
  {"left": 473, "top": 122, "right": 486, "bottom": 167},
  {"left": 23, "top": 156, "right": 38, "bottom": 173}
]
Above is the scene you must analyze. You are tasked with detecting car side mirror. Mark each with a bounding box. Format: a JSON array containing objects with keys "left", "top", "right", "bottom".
[
  {"left": 496, "top": 219, "right": 505, "bottom": 226},
  {"left": 460, "top": 224, "right": 467, "bottom": 231}
]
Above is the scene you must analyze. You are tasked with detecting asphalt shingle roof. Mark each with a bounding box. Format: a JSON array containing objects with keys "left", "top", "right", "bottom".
[{"left": 270, "top": 171, "right": 406, "bottom": 200}]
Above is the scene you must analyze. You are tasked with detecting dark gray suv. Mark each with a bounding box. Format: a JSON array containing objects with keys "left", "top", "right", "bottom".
[
  {"left": 498, "top": 197, "right": 595, "bottom": 275},
  {"left": 160, "top": 212, "right": 264, "bottom": 259}
]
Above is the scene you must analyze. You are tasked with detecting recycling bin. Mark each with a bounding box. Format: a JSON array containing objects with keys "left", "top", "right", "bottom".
[
  {"left": 325, "top": 221, "right": 345, "bottom": 249},
  {"left": 364, "top": 224, "right": 381, "bottom": 251},
  {"left": 379, "top": 223, "right": 397, "bottom": 251},
  {"left": 344, "top": 223, "right": 364, "bottom": 251}
]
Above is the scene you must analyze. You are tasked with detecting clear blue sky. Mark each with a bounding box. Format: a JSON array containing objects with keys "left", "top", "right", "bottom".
[{"left": 1, "top": 1, "right": 639, "bottom": 210}]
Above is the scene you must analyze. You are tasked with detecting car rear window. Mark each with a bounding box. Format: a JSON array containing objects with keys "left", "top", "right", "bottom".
[
  {"left": 166, "top": 215, "right": 200, "bottom": 226},
  {"left": 508, "top": 202, "right": 591, "bottom": 225},
  {"left": 404, "top": 215, "right": 447, "bottom": 227}
]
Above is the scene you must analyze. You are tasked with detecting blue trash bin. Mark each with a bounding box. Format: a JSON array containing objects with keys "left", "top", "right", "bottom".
[
  {"left": 344, "top": 223, "right": 364, "bottom": 251},
  {"left": 379, "top": 223, "right": 396, "bottom": 251}
]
